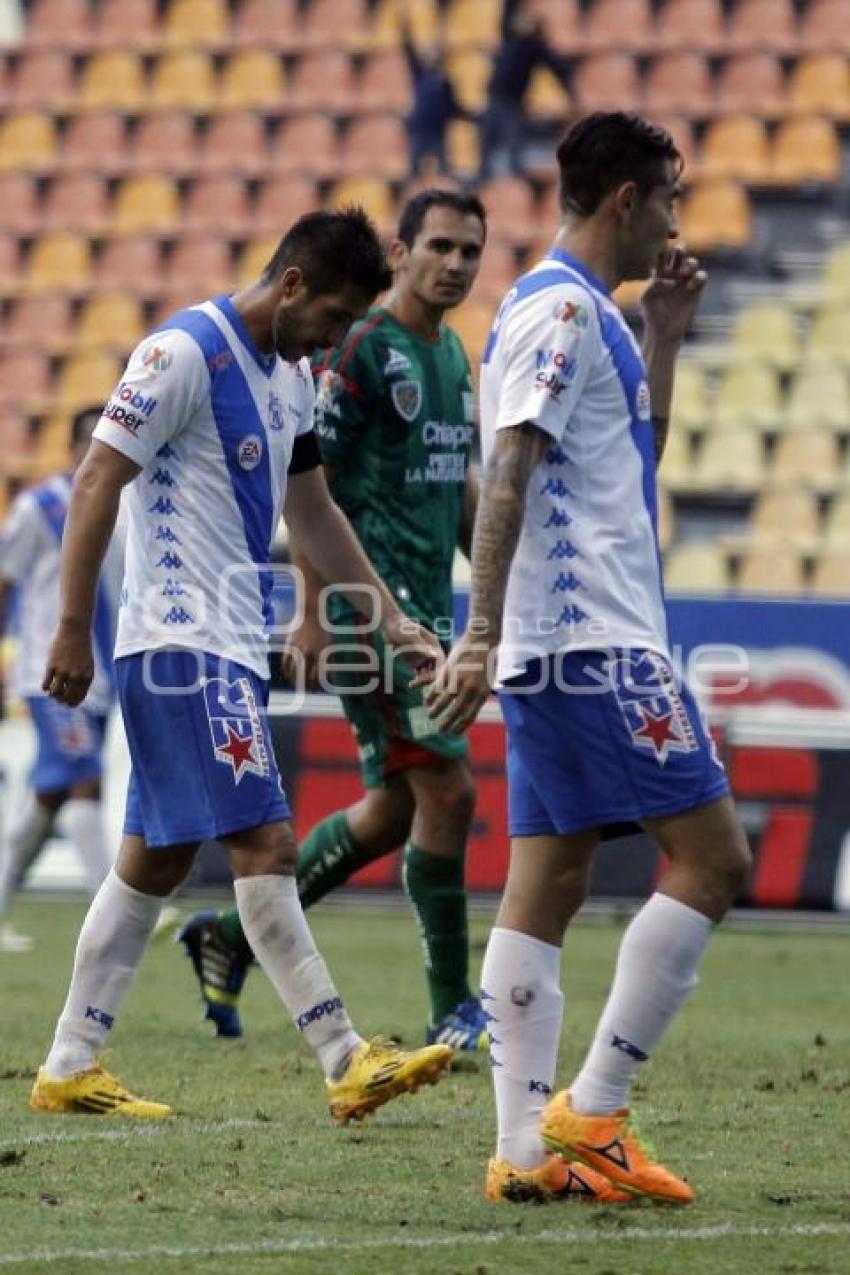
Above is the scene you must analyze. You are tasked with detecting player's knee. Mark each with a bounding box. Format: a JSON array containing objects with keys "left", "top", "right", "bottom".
[
  {"left": 229, "top": 823, "right": 298, "bottom": 877},
  {"left": 713, "top": 830, "right": 752, "bottom": 903},
  {"left": 439, "top": 765, "right": 476, "bottom": 829}
]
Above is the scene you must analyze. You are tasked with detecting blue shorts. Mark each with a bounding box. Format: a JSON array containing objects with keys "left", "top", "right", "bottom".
[
  {"left": 27, "top": 697, "right": 108, "bottom": 793},
  {"left": 498, "top": 650, "right": 730, "bottom": 838},
  {"left": 117, "top": 649, "right": 291, "bottom": 849}
]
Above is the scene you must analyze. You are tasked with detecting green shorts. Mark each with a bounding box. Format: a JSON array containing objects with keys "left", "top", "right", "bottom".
[{"left": 327, "top": 628, "right": 469, "bottom": 789}]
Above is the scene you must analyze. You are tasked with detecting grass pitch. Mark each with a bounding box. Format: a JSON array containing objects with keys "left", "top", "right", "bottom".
[{"left": 0, "top": 897, "right": 848, "bottom": 1275}]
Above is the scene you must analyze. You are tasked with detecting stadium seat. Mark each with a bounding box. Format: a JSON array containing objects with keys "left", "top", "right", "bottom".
[
  {"left": 644, "top": 53, "right": 715, "bottom": 118},
  {"left": 161, "top": 0, "right": 231, "bottom": 48},
  {"left": 10, "top": 50, "right": 76, "bottom": 111},
  {"left": 0, "top": 412, "right": 33, "bottom": 462},
  {"left": 447, "top": 301, "right": 494, "bottom": 368},
  {"left": 656, "top": 427, "right": 696, "bottom": 489},
  {"left": 60, "top": 112, "right": 127, "bottom": 175},
  {"left": 670, "top": 362, "right": 710, "bottom": 433},
  {"left": 748, "top": 486, "right": 821, "bottom": 546},
  {"left": 341, "top": 115, "right": 408, "bottom": 179},
  {"left": 699, "top": 115, "right": 770, "bottom": 184},
  {"left": 479, "top": 177, "right": 537, "bottom": 245},
  {"left": 691, "top": 429, "right": 766, "bottom": 490},
  {"left": 469, "top": 241, "right": 518, "bottom": 305},
  {"left": 94, "top": 234, "right": 164, "bottom": 297},
  {"left": 737, "top": 543, "right": 804, "bottom": 594},
  {"left": 809, "top": 545, "right": 850, "bottom": 597},
  {"left": 77, "top": 52, "right": 147, "bottom": 112},
  {"left": 183, "top": 176, "right": 251, "bottom": 235},
  {"left": 806, "top": 307, "right": 850, "bottom": 369},
  {"left": 726, "top": 0, "right": 800, "bottom": 55},
  {"left": 3, "top": 295, "right": 74, "bottom": 353},
  {"left": 444, "top": 0, "right": 503, "bottom": 51},
  {"left": 272, "top": 114, "right": 341, "bottom": 179},
  {"left": 768, "top": 116, "right": 841, "bottom": 187},
  {"left": 716, "top": 53, "right": 786, "bottom": 118},
  {"left": 654, "top": 0, "right": 727, "bottom": 53},
  {"left": 252, "top": 176, "right": 320, "bottom": 236},
  {"left": 236, "top": 235, "right": 282, "bottom": 287},
  {"left": 0, "top": 110, "right": 57, "bottom": 172},
  {"left": 613, "top": 279, "right": 649, "bottom": 313},
  {"left": 446, "top": 50, "right": 492, "bottom": 113},
  {"left": 26, "top": 0, "right": 93, "bottom": 50},
  {"left": 647, "top": 114, "right": 697, "bottom": 176},
  {"left": 524, "top": 66, "right": 571, "bottom": 120},
  {"left": 370, "top": 0, "right": 440, "bottom": 50},
  {"left": 327, "top": 177, "right": 396, "bottom": 233},
  {"left": 24, "top": 232, "right": 92, "bottom": 293},
  {"left": 154, "top": 288, "right": 205, "bottom": 323},
  {"left": 130, "top": 111, "right": 198, "bottom": 176},
  {"left": 784, "top": 363, "right": 850, "bottom": 432},
  {"left": 0, "top": 233, "right": 23, "bottom": 294},
  {"left": 788, "top": 54, "right": 850, "bottom": 120},
  {"left": 34, "top": 413, "right": 75, "bottom": 470},
  {"left": 664, "top": 540, "right": 729, "bottom": 592},
  {"left": 770, "top": 429, "right": 841, "bottom": 491},
  {"left": 110, "top": 174, "right": 182, "bottom": 235},
  {"left": 55, "top": 351, "right": 122, "bottom": 411},
  {"left": 799, "top": 0, "right": 850, "bottom": 54},
  {"left": 95, "top": 0, "right": 161, "bottom": 51},
  {"left": 218, "top": 50, "right": 287, "bottom": 111},
  {"left": 231, "top": 0, "right": 303, "bottom": 51},
  {"left": 574, "top": 54, "right": 642, "bottom": 113},
  {"left": 357, "top": 50, "right": 413, "bottom": 112},
  {"left": 287, "top": 50, "right": 357, "bottom": 113},
  {"left": 730, "top": 301, "right": 799, "bottom": 372},
  {"left": 167, "top": 235, "right": 233, "bottom": 296},
  {"left": 678, "top": 180, "right": 752, "bottom": 253},
  {"left": 714, "top": 363, "right": 782, "bottom": 431},
  {"left": 41, "top": 174, "right": 109, "bottom": 234},
  {"left": 300, "top": 0, "right": 371, "bottom": 51},
  {"left": 446, "top": 120, "right": 481, "bottom": 180},
  {"left": 823, "top": 491, "right": 850, "bottom": 543},
  {"left": 531, "top": 0, "right": 584, "bottom": 55},
  {"left": 819, "top": 242, "right": 850, "bottom": 308},
  {"left": 0, "top": 349, "right": 53, "bottom": 410},
  {"left": 583, "top": 0, "right": 654, "bottom": 52},
  {"left": 149, "top": 51, "right": 216, "bottom": 112},
  {"left": 76, "top": 293, "right": 146, "bottom": 351},
  {"left": 200, "top": 111, "right": 271, "bottom": 177},
  {"left": 0, "top": 174, "right": 41, "bottom": 234},
  {"left": 656, "top": 484, "right": 675, "bottom": 552}
]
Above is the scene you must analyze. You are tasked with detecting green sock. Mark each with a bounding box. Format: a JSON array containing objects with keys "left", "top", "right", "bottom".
[
  {"left": 216, "top": 908, "right": 255, "bottom": 963},
  {"left": 403, "top": 842, "right": 471, "bottom": 1024},
  {"left": 296, "top": 810, "right": 371, "bottom": 908}
]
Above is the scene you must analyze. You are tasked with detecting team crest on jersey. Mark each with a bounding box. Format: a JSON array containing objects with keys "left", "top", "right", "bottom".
[
  {"left": 610, "top": 652, "right": 698, "bottom": 766},
  {"left": 391, "top": 379, "right": 422, "bottom": 422},
  {"left": 203, "top": 677, "right": 270, "bottom": 785},
  {"left": 141, "top": 343, "right": 173, "bottom": 374},
  {"left": 237, "top": 434, "right": 263, "bottom": 470},
  {"left": 267, "top": 392, "right": 284, "bottom": 431},
  {"left": 636, "top": 380, "right": 652, "bottom": 421},
  {"left": 384, "top": 346, "right": 412, "bottom": 375}
]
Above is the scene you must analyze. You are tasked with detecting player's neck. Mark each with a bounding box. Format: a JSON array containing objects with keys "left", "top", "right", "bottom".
[
  {"left": 383, "top": 289, "right": 442, "bottom": 340},
  {"left": 552, "top": 223, "right": 620, "bottom": 294}
]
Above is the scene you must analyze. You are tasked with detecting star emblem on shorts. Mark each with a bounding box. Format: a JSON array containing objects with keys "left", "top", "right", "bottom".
[
  {"left": 631, "top": 704, "right": 686, "bottom": 763},
  {"left": 215, "top": 725, "right": 258, "bottom": 782}
]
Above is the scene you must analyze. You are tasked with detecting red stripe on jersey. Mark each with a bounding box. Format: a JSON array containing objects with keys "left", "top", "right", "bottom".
[{"left": 335, "top": 310, "right": 389, "bottom": 377}]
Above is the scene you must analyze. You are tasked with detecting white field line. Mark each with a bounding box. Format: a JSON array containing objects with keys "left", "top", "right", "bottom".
[
  {"left": 2, "top": 1118, "right": 288, "bottom": 1148},
  {"left": 1, "top": 1223, "right": 849, "bottom": 1267}
]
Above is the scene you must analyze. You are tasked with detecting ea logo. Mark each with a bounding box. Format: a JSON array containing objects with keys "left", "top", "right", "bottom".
[
  {"left": 238, "top": 434, "right": 263, "bottom": 471},
  {"left": 636, "top": 380, "right": 651, "bottom": 421}
]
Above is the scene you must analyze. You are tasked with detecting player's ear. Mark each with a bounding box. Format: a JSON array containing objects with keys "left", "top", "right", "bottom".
[
  {"left": 387, "top": 237, "right": 410, "bottom": 272},
  {"left": 612, "top": 180, "right": 638, "bottom": 224},
  {"left": 279, "top": 265, "right": 305, "bottom": 299}
]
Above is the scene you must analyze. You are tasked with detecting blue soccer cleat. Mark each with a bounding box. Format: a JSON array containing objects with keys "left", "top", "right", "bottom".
[
  {"left": 177, "top": 910, "right": 251, "bottom": 1039},
  {"left": 426, "top": 995, "right": 489, "bottom": 1051}
]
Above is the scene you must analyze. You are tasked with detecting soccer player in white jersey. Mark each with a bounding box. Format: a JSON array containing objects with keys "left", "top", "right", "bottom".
[
  {"left": 29, "top": 208, "right": 454, "bottom": 1123},
  {"left": 427, "top": 113, "right": 751, "bottom": 1204},
  {"left": 0, "top": 408, "right": 119, "bottom": 953}
]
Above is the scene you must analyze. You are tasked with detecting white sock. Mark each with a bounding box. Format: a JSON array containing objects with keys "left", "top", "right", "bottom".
[
  {"left": 0, "top": 794, "right": 53, "bottom": 912},
  {"left": 481, "top": 926, "right": 564, "bottom": 1169},
  {"left": 62, "top": 799, "right": 113, "bottom": 895},
  {"left": 570, "top": 893, "right": 713, "bottom": 1115},
  {"left": 44, "top": 869, "right": 163, "bottom": 1079},
  {"left": 234, "top": 874, "right": 361, "bottom": 1080}
]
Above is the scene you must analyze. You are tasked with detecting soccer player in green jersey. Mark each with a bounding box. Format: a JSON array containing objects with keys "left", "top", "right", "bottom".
[{"left": 180, "top": 190, "right": 489, "bottom": 1049}]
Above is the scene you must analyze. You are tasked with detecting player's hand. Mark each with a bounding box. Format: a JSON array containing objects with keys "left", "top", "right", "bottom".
[
  {"left": 280, "top": 613, "right": 331, "bottom": 690},
  {"left": 424, "top": 629, "right": 495, "bottom": 734},
  {"left": 641, "top": 246, "right": 707, "bottom": 345},
  {"left": 381, "top": 610, "right": 444, "bottom": 687},
  {"left": 42, "top": 619, "right": 94, "bottom": 706}
]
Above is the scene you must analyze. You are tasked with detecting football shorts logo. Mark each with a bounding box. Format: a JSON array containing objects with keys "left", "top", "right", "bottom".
[
  {"left": 141, "top": 343, "right": 173, "bottom": 374},
  {"left": 203, "top": 676, "right": 271, "bottom": 785},
  {"left": 237, "top": 434, "right": 263, "bottom": 470},
  {"left": 391, "top": 379, "right": 422, "bottom": 422},
  {"left": 610, "top": 651, "right": 698, "bottom": 765}
]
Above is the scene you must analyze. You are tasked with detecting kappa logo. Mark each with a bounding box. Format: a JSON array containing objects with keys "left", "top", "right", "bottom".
[
  {"left": 391, "top": 379, "right": 422, "bottom": 422},
  {"left": 610, "top": 651, "right": 698, "bottom": 765},
  {"left": 384, "top": 346, "right": 412, "bottom": 375},
  {"left": 203, "top": 676, "right": 270, "bottom": 785},
  {"left": 237, "top": 434, "right": 263, "bottom": 471}
]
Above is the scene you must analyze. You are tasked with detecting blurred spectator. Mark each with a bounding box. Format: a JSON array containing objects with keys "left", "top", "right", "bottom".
[
  {"left": 478, "top": 0, "right": 569, "bottom": 181},
  {"left": 399, "top": 0, "right": 469, "bottom": 178}
]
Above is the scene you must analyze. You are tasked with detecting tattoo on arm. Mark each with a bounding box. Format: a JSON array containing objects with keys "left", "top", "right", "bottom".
[
  {"left": 470, "top": 424, "right": 547, "bottom": 640},
  {"left": 652, "top": 414, "right": 669, "bottom": 467}
]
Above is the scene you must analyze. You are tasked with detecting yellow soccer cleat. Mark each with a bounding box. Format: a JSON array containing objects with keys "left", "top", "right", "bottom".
[
  {"left": 539, "top": 1090, "right": 695, "bottom": 1204},
  {"left": 29, "top": 1065, "right": 172, "bottom": 1118},
  {"left": 327, "top": 1037, "right": 452, "bottom": 1125},
  {"left": 486, "top": 1154, "right": 633, "bottom": 1204}
]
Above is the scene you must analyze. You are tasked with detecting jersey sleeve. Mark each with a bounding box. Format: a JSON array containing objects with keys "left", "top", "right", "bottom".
[
  {"left": 495, "top": 284, "right": 597, "bottom": 442},
  {"left": 0, "top": 492, "right": 44, "bottom": 585},
  {"left": 311, "top": 340, "right": 376, "bottom": 467},
  {"left": 93, "top": 328, "right": 209, "bottom": 467}
]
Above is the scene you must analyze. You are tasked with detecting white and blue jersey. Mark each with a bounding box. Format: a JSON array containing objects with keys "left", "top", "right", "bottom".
[
  {"left": 94, "top": 296, "right": 315, "bottom": 681},
  {"left": 480, "top": 248, "right": 667, "bottom": 684}
]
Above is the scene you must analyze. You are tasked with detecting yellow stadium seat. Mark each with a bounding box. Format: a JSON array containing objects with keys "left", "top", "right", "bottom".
[
  {"left": 149, "top": 52, "right": 216, "bottom": 112},
  {"left": 111, "top": 174, "right": 182, "bottom": 235},
  {"left": 819, "top": 241, "right": 850, "bottom": 307},
  {"left": 691, "top": 430, "right": 766, "bottom": 491},
  {"left": 785, "top": 362, "right": 850, "bottom": 432},
  {"left": 748, "top": 487, "right": 821, "bottom": 546},
  {"left": 823, "top": 491, "right": 850, "bottom": 543},
  {"left": 657, "top": 428, "right": 696, "bottom": 489},
  {"left": 219, "top": 50, "right": 286, "bottom": 110},
  {"left": 613, "top": 279, "right": 649, "bottom": 313},
  {"left": 714, "top": 363, "right": 783, "bottom": 431},
  {"left": 729, "top": 301, "right": 799, "bottom": 372},
  {"left": 788, "top": 53, "right": 850, "bottom": 120},
  {"left": 444, "top": 0, "right": 502, "bottom": 50},
  {"left": 525, "top": 66, "right": 571, "bottom": 119},
  {"left": 327, "top": 177, "right": 396, "bottom": 233},
  {"left": 0, "top": 110, "right": 57, "bottom": 172},
  {"left": 161, "top": 0, "right": 230, "bottom": 47},
  {"left": 664, "top": 540, "right": 729, "bottom": 593},
  {"left": 699, "top": 115, "right": 771, "bottom": 185},
  {"left": 35, "top": 413, "right": 74, "bottom": 470},
  {"left": 24, "top": 232, "right": 92, "bottom": 293},
  {"left": 669, "top": 362, "right": 709, "bottom": 433},
  {"left": 76, "top": 293, "right": 146, "bottom": 351},
  {"left": 656, "top": 483, "right": 675, "bottom": 553},
  {"left": 236, "top": 236, "right": 281, "bottom": 287},
  {"left": 678, "top": 180, "right": 753, "bottom": 254},
  {"left": 77, "top": 52, "right": 147, "bottom": 112},
  {"left": 55, "top": 351, "right": 122, "bottom": 411},
  {"left": 369, "top": 0, "right": 441, "bottom": 50},
  {"left": 446, "top": 50, "right": 491, "bottom": 113},
  {"left": 809, "top": 545, "right": 850, "bottom": 597},
  {"left": 769, "top": 429, "right": 841, "bottom": 490},
  {"left": 806, "top": 307, "right": 850, "bottom": 369},
  {"left": 446, "top": 120, "right": 481, "bottom": 180},
  {"left": 737, "top": 543, "right": 805, "bottom": 594},
  {"left": 769, "top": 115, "right": 841, "bottom": 186},
  {"left": 446, "top": 301, "right": 494, "bottom": 368}
]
